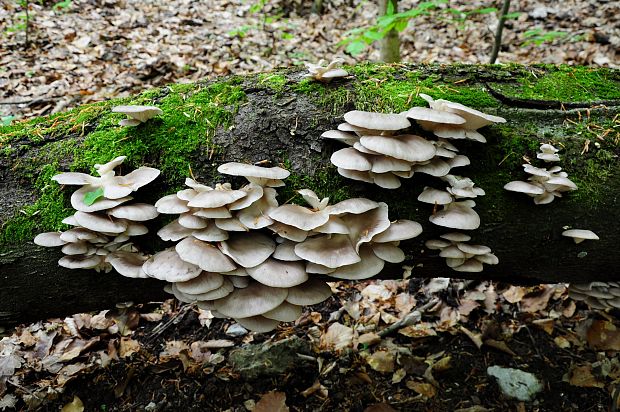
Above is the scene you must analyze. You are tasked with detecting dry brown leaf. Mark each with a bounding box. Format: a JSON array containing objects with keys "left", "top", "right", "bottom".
[
  {"left": 358, "top": 332, "right": 381, "bottom": 347},
  {"left": 320, "top": 323, "right": 354, "bottom": 352},
  {"left": 395, "top": 293, "right": 416, "bottom": 315},
  {"left": 554, "top": 336, "right": 571, "bottom": 349},
  {"left": 484, "top": 339, "right": 516, "bottom": 356},
  {"left": 566, "top": 364, "right": 605, "bottom": 388},
  {"left": 520, "top": 286, "right": 555, "bottom": 313},
  {"left": 391, "top": 367, "right": 407, "bottom": 384},
  {"left": 399, "top": 322, "right": 437, "bottom": 338},
  {"left": 365, "top": 350, "right": 395, "bottom": 374},
  {"left": 406, "top": 380, "right": 437, "bottom": 399},
  {"left": 532, "top": 319, "right": 554, "bottom": 335},
  {"left": 119, "top": 337, "right": 140, "bottom": 358},
  {"left": 502, "top": 285, "right": 527, "bottom": 303},
  {"left": 254, "top": 391, "right": 289, "bottom": 412},
  {"left": 459, "top": 326, "right": 483, "bottom": 349},
  {"left": 60, "top": 396, "right": 84, "bottom": 412},
  {"left": 140, "top": 313, "right": 163, "bottom": 322},
  {"left": 585, "top": 320, "right": 620, "bottom": 351},
  {"left": 300, "top": 380, "right": 328, "bottom": 398}
]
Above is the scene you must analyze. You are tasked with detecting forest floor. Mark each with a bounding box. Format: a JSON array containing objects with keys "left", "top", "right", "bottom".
[
  {"left": 1, "top": 0, "right": 618, "bottom": 121},
  {"left": 1, "top": 1, "right": 620, "bottom": 411}
]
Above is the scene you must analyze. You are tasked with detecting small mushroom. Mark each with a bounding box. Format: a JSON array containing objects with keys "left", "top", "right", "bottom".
[
  {"left": 112, "top": 105, "right": 163, "bottom": 126},
  {"left": 562, "top": 229, "right": 599, "bottom": 244}
]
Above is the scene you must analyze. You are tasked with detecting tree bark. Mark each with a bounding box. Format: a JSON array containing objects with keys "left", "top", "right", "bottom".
[
  {"left": 1, "top": 64, "right": 619, "bottom": 325},
  {"left": 379, "top": 0, "right": 401, "bottom": 63}
]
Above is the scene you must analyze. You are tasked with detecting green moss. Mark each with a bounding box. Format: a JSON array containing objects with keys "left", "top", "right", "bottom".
[
  {"left": 257, "top": 73, "right": 288, "bottom": 93},
  {"left": 1, "top": 80, "right": 246, "bottom": 247},
  {"left": 493, "top": 65, "right": 620, "bottom": 102},
  {"left": 0, "top": 163, "right": 72, "bottom": 245},
  {"left": 278, "top": 163, "right": 353, "bottom": 206}
]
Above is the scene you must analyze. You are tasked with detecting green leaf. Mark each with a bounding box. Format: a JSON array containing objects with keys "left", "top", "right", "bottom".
[
  {"left": 1, "top": 116, "right": 15, "bottom": 127},
  {"left": 346, "top": 41, "right": 367, "bottom": 56},
  {"left": 504, "top": 11, "right": 523, "bottom": 19},
  {"left": 83, "top": 187, "right": 104, "bottom": 206},
  {"left": 394, "top": 19, "right": 409, "bottom": 32},
  {"left": 386, "top": 1, "right": 395, "bottom": 15}
]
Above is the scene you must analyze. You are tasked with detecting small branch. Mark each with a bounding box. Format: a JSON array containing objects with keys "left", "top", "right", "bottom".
[
  {"left": 489, "top": 0, "right": 511, "bottom": 64},
  {"left": 378, "top": 298, "right": 439, "bottom": 338}
]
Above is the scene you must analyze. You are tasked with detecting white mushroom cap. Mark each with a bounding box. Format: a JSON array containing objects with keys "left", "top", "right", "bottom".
[
  {"left": 235, "top": 316, "right": 280, "bottom": 333},
  {"left": 439, "top": 245, "right": 466, "bottom": 259},
  {"left": 504, "top": 181, "right": 545, "bottom": 195},
  {"left": 119, "top": 167, "right": 161, "bottom": 192},
  {"left": 229, "top": 183, "right": 264, "bottom": 211},
  {"left": 369, "top": 156, "right": 412, "bottom": 174},
  {"left": 305, "top": 262, "right": 336, "bottom": 274},
  {"left": 371, "top": 172, "right": 402, "bottom": 189},
  {"left": 70, "top": 186, "right": 132, "bottom": 213},
  {"left": 59, "top": 228, "right": 101, "bottom": 243},
  {"left": 328, "top": 245, "right": 385, "bottom": 280},
  {"left": 447, "top": 155, "right": 471, "bottom": 168},
  {"left": 192, "top": 206, "right": 232, "bottom": 219},
  {"left": 417, "top": 187, "right": 453, "bottom": 205},
  {"left": 294, "top": 234, "right": 360, "bottom": 268},
  {"left": 286, "top": 279, "right": 332, "bottom": 305},
  {"left": 424, "top": 239, "right": 451, "bottom": 250},
  {"left": 269, "top": 205, "right": 329, "bottom": 231},
  {"left": 214, "top": 217, "right": 249, "bottom": 232},
  {"left": 429, "top": 202, "right": 480, "bottom": 230},
  {"left": 544, "top": 176, "right": 577, "bottom": 191},
  {"left": 432, "top": 127, "right": 487, "bottom": 143},
  {"left": 330, "top": 147, "right": 372, "bottom": 171},
  {"left": 320, "top": 68, "right": 349, "bottom": 80},
  {"left": 262, "top": 301, "right": 303, "bottom": 322},
  {"left": 176, "top": 272, "right": 225, "bottom": 295},
  {"left": 214, "top": 282, "right": 288, "bottom": 319},
  {"left": 58, "top": 254, "right": 103, "bottom": 269},
  {"left": 108, "top": 204, "right": 159, "bottom": 221},
  {"left": 372, "top": 220, "right": 423, "bottom": 243},
  {"left": 371, "top": 243, "right": 405, "bottom": 263},
  {"left": 94, "top": 156, "right": 126, "bottom": 176},
  {"left": 298, "top": 189, "right": 329, "bottom": 211},
  {"left": 176, "top": 236, "right": 236, "bottom": 273},
  {"left": 237, "top": 187, "right": 279, "bottom": 229},
  {"left": 523, "top": 164, "right": 551, "bottom": 178},
  {"left": 217, "top": 162, "right": 290, "bottom": 184},
  {"left": 404, "top": 107, "right": 465, "bottom": 126},
  {"left": 246, "top": 258, "right": 308, "bottom": 288},
  {"left": 325, "top": 198, "right": 379, "bottom": 216},
  {"left": 440, "top": 232, "right": 471, "bottom": 242},
  {"left": 142, "top": 248, "right": 202, "bottom": 282},
  {"left": 178, "top": 213, "right": 208, "bottom": 229},
  {"left": 229, "top": 276, "right": 250, "bottom": 288},
  {"left": 157, "top": 220, "right": 193, "bottom": 242},
  {"left": 34, "top": 232, "right": 67, "bottom": 247},
  {"left": 182, "top": 278, "right": 235, "bottom": 301},
  {"left": 353, "top": 141, "right": 381, "bottom": 155},
  {"left": 112, "top": 105, "right": 163, "bottom": 122},
  {"left": 562, "top": 229, "right": 599, "bottom": 244},
  {"left": 359, "top": 134, "right": 436, "bottom": 163},
  {"left": 344, "top": 111, "right": 411, "bottom": 131},
  {"left": 343, "top": 202, "right": 391, "bottom": 251},
  {"left": 413, "top": 158, "right": 451, "bottom": 177},
  {"left": 74, "top": 211, "right": 128, "bottom": 234},
  {"left": 313, "top": 215, "right": 350, "bottom": 235},
  {"left": 273, "top": 240, "right": 303, "bottom": 261},
  {"left": 155, "top": 194, "right": 191, "bottom": 214},
  {"left": 268, "top": 221, "right": 308, "bottom": 242},
  {"left": 421, "top": 95, "right": 506, "bottom": 130},
  {"left": 105, "top": 251, "right": 149, "bottom": 278},
  {"left": 52, "top": 172, "right": 97, "bottom": 186},
  {"left": 452, "top": 259, "right": 484, "bottom": 272},
  {"left": 61, "top": 242, "right": 90, "bottom": 255},
  {"left": 218, "top": 232, "right": 275, "bottom": 268},
  {"left": 533, "top": 192, "right": 555, "bottom": 205},
  {"left": 475, "top": 253, "right": 499, "bottom": 265},
  {"left": 457, "top": 243, "right": 491, "bottom": 255},
  {"left": 321, "top": 129, "right": 359, "bottom": 146},
  {"left": 336, "top": 167, "right": 373, "bottom": 184},
  {"left": 188, "top": 189, "right": 247, "bottom": 209}
]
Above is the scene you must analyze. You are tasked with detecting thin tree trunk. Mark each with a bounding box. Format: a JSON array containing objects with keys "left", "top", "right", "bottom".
[
  {"left": 489, "top": 0, "right": 511, "bottom": 64},
  {"left": 379, "top": 0, "right": 401, "bottom": 63}
]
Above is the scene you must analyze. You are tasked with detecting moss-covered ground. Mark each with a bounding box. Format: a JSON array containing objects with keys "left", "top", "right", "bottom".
[{"left": 1, "top": 63, "right": 619, "bottom": 248}]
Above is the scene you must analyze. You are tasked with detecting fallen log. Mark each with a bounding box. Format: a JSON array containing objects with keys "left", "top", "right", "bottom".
[{"left": 1, "top": 63, "right": 619, "bottom": 325}]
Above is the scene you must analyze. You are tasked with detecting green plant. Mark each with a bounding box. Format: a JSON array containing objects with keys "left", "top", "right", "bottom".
[
  {"left": 53, "top": 0, "right": 72, "bottom": 11},
  {"left": 521, "top": 28, "right": 568, "bottom": 46}
]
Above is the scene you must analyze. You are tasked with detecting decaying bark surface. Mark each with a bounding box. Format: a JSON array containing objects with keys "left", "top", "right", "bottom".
[{"left": 1, "top": 64, "right": 619, "bottom": 325}]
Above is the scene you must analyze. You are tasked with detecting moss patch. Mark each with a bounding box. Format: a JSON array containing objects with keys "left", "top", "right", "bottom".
[{"left": 1, "top": 80, "right": 246, "bottom": 246}]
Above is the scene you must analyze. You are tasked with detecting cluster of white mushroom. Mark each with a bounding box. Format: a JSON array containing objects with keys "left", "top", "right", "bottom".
[
  {"left": 304, "top": 58, "right": 348, "bottom": 83},
  {"left": 33, "top": 156, "right": 160, "bottom": 277},
  {"left": 424, "top": 233, "right": 499, "bottom": 273},
  {"left": 323, "top": 96, "right": 505, "bottom": 190},
  {"left": 141, "top": 162, "right": 423, "bottom": 332},
  {"left": 568, "top": 282, "right": 620, "bottom": 310},
  {"left": 504, "top": 143, "right": 577, "bottom": 205},
  {"left": 112, "top": 105, "right": 163, "bottom": 127}
]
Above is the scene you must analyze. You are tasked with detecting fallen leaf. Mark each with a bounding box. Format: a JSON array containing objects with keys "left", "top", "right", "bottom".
[
  {"left": 502, "top": 285, "right": 527, "bottom": 303},
  {"left": 365, "top": 350, "right": 395, "bottom": 373},
  {"left": 254, "top": 391, "right": 289, "bottom": 412},
  {"left": 520, "top": 286, "right": 555, "bottom": 313},
  {"left": 60, "top": 396, "right": 84, "bottom": 412},
  {"left": 301, "top": 380, "right": 328, "bottom": 398},
  {"left": 391, "top": 367, "right": 407, "bottom": 384},
  {"left": 406, "top": 380, "right": 436, "bottom": 399},
  {"left": 532, "top": 319, "right": 554, "bottom": 335},
  {"left": 399, "top": 322, "right": 437, "bottom": 338},
  {"left": 460, "top": 326, "right": 483, "bottom": 349},
  {"left": 566, "top": 364, "right": 605, "bottom": 388},
  {"left": 358, "top": 332, "right": 381, "bottom": 347},
  {"left": 119, "top": 337, "right": 140, "bottom": 358},
  {"left": 320, "top": 323, "right": 354, "bottom": 352},
  {"left": 484, "top": 339, "right": 516, "bottom": 356},
  {"left": 585, "top": 320, "right": 620, "bottom": 351},
  {"left": 554, "top": 336, "right": 571, "bottom": 349},
  {"left": 364, "top": 403, "right": 397, "bottom": 412}
]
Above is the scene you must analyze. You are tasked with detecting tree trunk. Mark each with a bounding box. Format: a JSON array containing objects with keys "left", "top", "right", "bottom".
[
  {"left": 1, "top": 64, "right": 619, "bottom": 325},
  {"left": 379, "top": 0, "right": 401, "bottom": 63}
]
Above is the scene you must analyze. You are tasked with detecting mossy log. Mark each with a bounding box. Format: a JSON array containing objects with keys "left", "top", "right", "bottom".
[{"left": 1, "top": 63, "right": 620, "bottom": 325}]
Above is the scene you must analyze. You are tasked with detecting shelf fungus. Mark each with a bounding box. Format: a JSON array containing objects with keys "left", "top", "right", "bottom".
[
  {"left": 147, "top": 162, "right": 424, "bottom": 332},
  {"left": 112, "top": 105, "right": 163, "bottom": 126},
  {"left": 34, "top": 156, "right": 160, "bottom": 277},
  {"left": 568, "top": 282, "right": 620, "bottom": 310},
  {"left": 562, "top": 229, "right": 599, "bottom": 244},
  {"left": 304, "top": 58, "right": 348, "bottom": 83},
  {"left": 425, "top": 233, "right": 498, "bottom": 272},
  {"left": 504, "top": 143, "right": 577, "bottom": 205}
]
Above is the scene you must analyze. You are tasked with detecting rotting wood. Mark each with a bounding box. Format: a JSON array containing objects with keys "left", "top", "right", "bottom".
[{"left": 1, "top": 64, "right": 619, "bottom": 325}]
